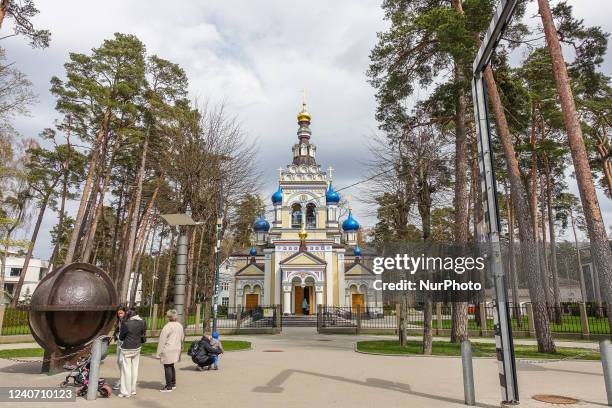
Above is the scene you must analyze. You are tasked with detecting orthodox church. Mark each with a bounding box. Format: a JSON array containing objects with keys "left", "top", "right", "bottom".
[{"left": 223, "top": 102, "right": 378, "bottom": 315}]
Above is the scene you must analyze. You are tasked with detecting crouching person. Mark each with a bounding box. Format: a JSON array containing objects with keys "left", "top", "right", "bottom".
[
  {"left": 188, "top": 332, "right": 220, "bottom": 371},
  {"left": 156, "top": 309, "right": 184, "bottom": 393}
]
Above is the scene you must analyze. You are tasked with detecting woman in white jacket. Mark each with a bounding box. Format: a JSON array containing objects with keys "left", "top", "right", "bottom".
[{"left": 156, "top": 309, "right": 184, "bottom": 392}]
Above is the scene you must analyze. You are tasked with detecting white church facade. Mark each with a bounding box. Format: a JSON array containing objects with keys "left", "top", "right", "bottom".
[{"left": 224, "top": 103, "right": 379, "bottom": 314}]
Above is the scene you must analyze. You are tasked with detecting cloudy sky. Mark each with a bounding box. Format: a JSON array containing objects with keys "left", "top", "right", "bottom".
[{"left": 4, "top": 0, "right": 612, "bottom": 260}]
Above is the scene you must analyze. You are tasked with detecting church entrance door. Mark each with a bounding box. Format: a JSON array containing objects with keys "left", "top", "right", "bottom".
[
  {"left": 245, "top": 294, "right": 258, "bottom": 311},
  {"left": 352, "top": 294, "right": 364, "bottom": 313},
  {"left": 293, "top": 285, "right": 314, "bottom": 315}
]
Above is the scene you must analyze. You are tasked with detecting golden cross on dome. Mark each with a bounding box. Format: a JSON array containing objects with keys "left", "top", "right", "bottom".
[
  {"left": 277, "top": 167, "right": 283, "bottom": 179},
  {"left": 347, "top": 195, "right": 353, "bottom": 211},
  {"left": 302, "top": 88, "right": 307, "bottom": 108}
]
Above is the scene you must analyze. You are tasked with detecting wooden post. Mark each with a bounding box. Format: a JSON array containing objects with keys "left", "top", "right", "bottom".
[
  {"left": 195, "top": 303, "right": 201, "bottom": 334},
  {"left": 398, "top": 304, "right": 406, "bottom": 346},
  {"left": 396, "top": 303, "right": 401, "bottom": 333},
  {"left": 527, "top": 303, "right": 536, "bottom": 337},
  {"left": 579, "top": 302, "right": 590, "bottom": 338},
  {"left": 0, "top": 304, "right": 5, "bottom": 336},
  {"left": 356, "top": 304, "right": 362, "bottom": 334},
  {"left": 151, "top": 304, "right": 159, "bottom": 334},
  {"left": 236, "top": 305, "right": 242, "bottom": 330},
  {"left": 202, "top": 302, "right": 211, "bottom": 332},
  {"left": 276, "top": 304, "right": 282, "bottom": 332},
  {"left": 436, "top": 302, "right": 443, "bottom": 335},
  {"left": 479, "top": 302, "right": 487, "bottom": 336}
]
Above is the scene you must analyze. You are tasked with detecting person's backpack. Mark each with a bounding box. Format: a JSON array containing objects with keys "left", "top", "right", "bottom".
[{"left": 187, "top": 340, "right": 200, "bottom": 357}]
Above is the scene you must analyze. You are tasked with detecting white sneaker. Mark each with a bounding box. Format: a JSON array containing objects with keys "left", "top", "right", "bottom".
[
  {"left": 131, "top": 391, "right": 137, "bottom": 395},
  {"left": 117, "top": 394, "right": 130, "bottom": 398}
]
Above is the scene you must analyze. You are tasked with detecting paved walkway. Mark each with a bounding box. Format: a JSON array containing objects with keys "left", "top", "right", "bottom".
[{"left": 0, "top": 328, "right": 607, "bottom": 407}]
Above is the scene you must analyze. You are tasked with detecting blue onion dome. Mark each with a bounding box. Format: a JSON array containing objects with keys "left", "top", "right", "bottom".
[
  {"left": 249, "top": 247, "right": 257, "bottom": 256},
  {"left": 271, "top": 185, "right": 283, "bottom": 204},
  {"left": 353, "top": 246, "right": 362, "bottom": 257},
  {"left": 342, "top": 210, "right": 360, "bottom": 231},
  {"left": 325, "top": 183, "right": 340, "bottom": 204},
  {"left": 253, "top": 215, "right": 270, "bottom": 232}
]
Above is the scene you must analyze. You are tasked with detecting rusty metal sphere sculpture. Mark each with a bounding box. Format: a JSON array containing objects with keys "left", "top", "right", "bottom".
[{"left": 28, "top": 263, "right": 118, "bottom": 372}]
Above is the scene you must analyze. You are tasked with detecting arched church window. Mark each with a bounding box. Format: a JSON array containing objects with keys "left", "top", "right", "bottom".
[
  {"left": 291, "top": 203, "right": 302, "bottom": 228},
  {"left": 306, "top": 203, "right": 316, "bottom": 228}
]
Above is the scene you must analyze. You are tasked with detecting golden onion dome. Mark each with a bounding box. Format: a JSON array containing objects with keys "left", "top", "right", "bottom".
[{"left": 297, "top": 102, "right": 311, "bottom": 123}]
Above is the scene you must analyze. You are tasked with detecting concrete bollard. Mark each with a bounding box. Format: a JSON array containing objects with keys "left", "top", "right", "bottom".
[
  {"left": 151, "top": 304, "right": 159, "bottom": 334},
  {"left": 461, "top": 340, "right": 476, "bottom": 406},
  {"left": 86, "top": 336, "right": 103, "bottom": 401},
  {"left": 356, "top": 304, "right": 362, "bottom": 334},
  {"left": 579, "top": 302, "right": 590, "bottom": 338},
  {"left": 600, "top": 339, "right": 612, "bottom": 406},
  {"left": 0, "top": 304, "right": 5, "bottom": 336},
  {"left": 236, "top": 305, "right": 242, "bottom": 330},
  {"left": 527, "top": 303, "right": 536, "bottom": 337},
  {"left": 195, "top": 303, "right": 201, "bottom": 334}
]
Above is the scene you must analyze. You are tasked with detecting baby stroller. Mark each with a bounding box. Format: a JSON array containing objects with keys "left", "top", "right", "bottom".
[{"left": 60, "top": 336, "right": 113, "bottom": 398}]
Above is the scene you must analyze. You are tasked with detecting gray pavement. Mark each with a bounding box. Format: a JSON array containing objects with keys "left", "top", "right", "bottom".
[{"left": 0, "top": 327, "right": 607, "bottom": 407}]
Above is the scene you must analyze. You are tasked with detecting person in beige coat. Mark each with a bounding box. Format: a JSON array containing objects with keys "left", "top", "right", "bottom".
[{"left": 156, "top": 309, "right": 184, "bottom": 392}]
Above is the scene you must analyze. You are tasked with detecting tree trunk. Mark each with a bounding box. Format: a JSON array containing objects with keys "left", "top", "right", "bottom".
[
  {"left": 191, "top": 227, "right": 205, "bottom": 305},
  {"left": 65, "top": 110, "right": 110, "bottom": 264},
  {"left": 570, "top": 209, "right": 588, "bottom": 302},
  {"left": 506, "top": 188, "right": 522, "bottom": 328},
  {"left": 120, "top": 125, "right": 151, "bottom": 302},
  {"left": 184, "top": 228, "right": 197, "bottom": 313},
  {"left": 11, "top": 195, "right": 50, "bottom": 305},
  {"left": 539, "top": 0, "right": 612, "bottom": 330},
  {"left": 422, "top": 299, "right": 433, "bottom": 355},
  {"left": 483, "top": 65, "right": 556, "bottom": 352},
  {"left": 49, "top": 176, "right": 68, "bottom": 270},
  {"left": 160, "top": 232, "right": 176, "bottom": 314},
  {"left": 539, "top": 175, "right": 554, "bottom": 321},
  {"left": 0, "top": 0, "right": 9, "bottom": 30},
  {"left": 450, "top": 0, "right": 470, "bottom": 344},
  {"left": 595, "top": 133, "right": 612, "bottom": 197},
  {"left": 81, "top": 139, "right": 118, "bottom": 262},
  {"left": 544, "top": 165, "right": 562, "bottom": 323}
]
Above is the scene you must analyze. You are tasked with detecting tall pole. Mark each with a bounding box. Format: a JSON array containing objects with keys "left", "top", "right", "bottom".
[
  {"left": 148, "top": 256, "right": 157, "bottom": 325},
  {"left": 175, "top": 228, "right": 188, "bottom": 324},
  {"left": 472, "top": 0, "right": 520, "bottom": 404},
  {"left": 212, "top": 181, "right": 224, "bottom": 333}
]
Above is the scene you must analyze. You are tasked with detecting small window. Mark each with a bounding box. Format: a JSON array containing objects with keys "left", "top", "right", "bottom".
[
  {"left": 291, "top": 203, "right": 303, "bottom": 228},
  {"left": 221, "top": 297, "right": 229, "bottom": 307},
  {"left": 9, "top": 268, "right": 22, "bottom": 277},
  {"left": 306, "top": 203, "right": 316, "bottom": 228}
]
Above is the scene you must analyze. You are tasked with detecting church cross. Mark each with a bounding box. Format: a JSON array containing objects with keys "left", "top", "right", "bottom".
[
  {"left": 327, "top": 166, "right": 334, "bottom": 179},
  {"left": 277, "top": 167, "right": 283, "bottom": 179}
]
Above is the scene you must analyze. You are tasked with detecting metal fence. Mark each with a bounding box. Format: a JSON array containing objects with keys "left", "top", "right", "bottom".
[
  {"left": 319, "top": 306, "right": 358, "bottom": 328},
  {"left": 317, "top": 302, "right": 611, "bottom": 337},
  {"left": 1, "top": 301, "right": 609, "bottom": 338},
  {"left": 0, "top": 307, "right": 30, "bottom": 335}
]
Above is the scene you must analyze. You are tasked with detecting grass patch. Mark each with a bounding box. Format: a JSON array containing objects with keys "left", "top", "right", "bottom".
[
  {"left": 0, "top": 340, "right": 251, "bottom": 359},
  {"left": 356, "top": 340, "right": 600, "bottom": 360}
]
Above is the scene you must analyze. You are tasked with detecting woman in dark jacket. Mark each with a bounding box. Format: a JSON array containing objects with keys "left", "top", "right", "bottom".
[
  {"left": 117, "top": 308, "right": 146, "bottom": 398},
  {"left": 112, "top": 306, "right": 127, "bottom": 390}
]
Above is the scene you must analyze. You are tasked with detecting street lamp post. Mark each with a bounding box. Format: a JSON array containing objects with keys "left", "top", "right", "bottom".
[
  {"left": 212, "top": 181, "right": 224, "bottom": 333},
  {"left": 160, "top": 213, "right": 199, "bottom": 325}
]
